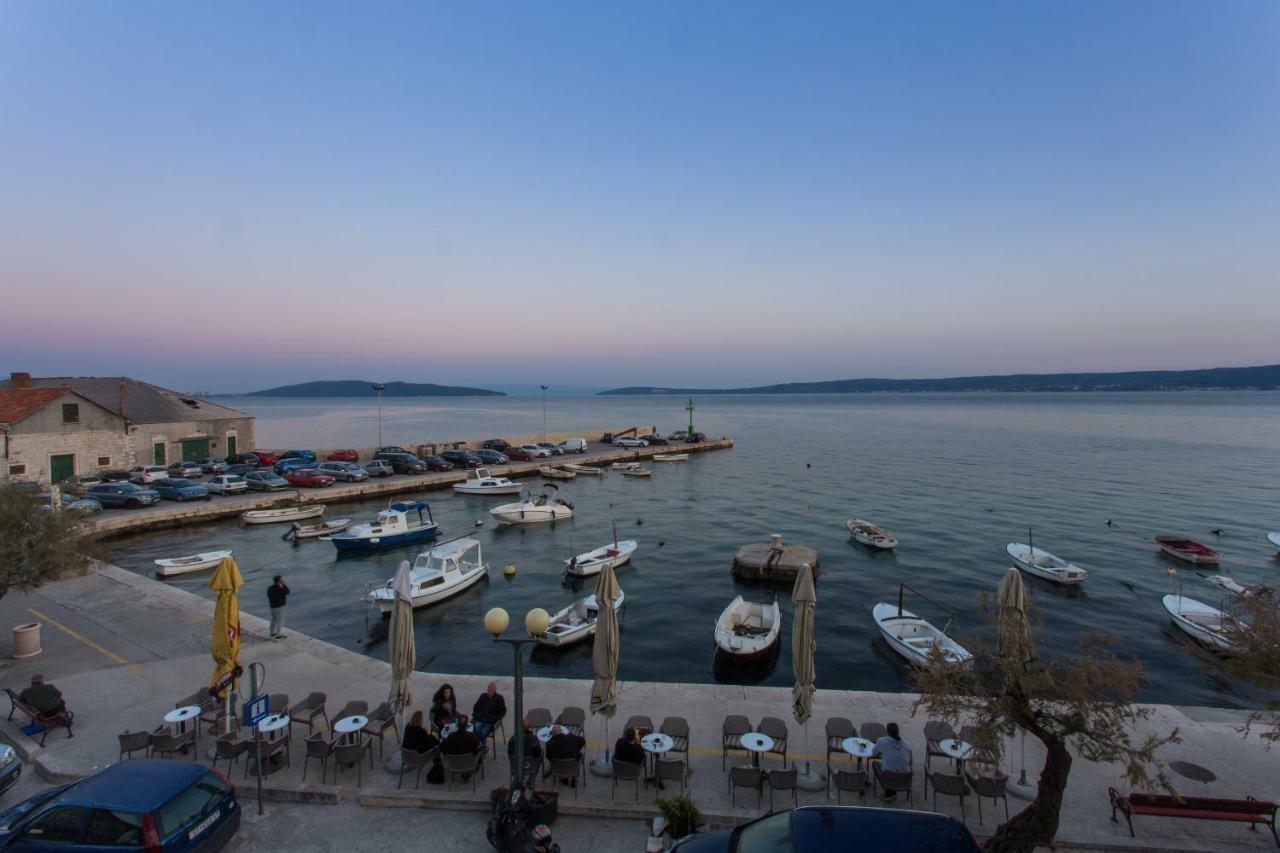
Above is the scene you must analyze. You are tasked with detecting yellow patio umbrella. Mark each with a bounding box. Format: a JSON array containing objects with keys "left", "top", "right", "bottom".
[{"left": 208, "top": 556, "right": 244, "bottom": 736}]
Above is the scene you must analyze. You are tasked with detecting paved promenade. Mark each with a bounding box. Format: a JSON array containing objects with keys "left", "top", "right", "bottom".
[{"left": 1, "top": 563, "right": 1277, "bottom": 851}]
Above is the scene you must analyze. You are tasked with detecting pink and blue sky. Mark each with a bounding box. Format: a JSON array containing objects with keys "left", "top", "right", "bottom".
[{"left": 2, "top": 1, "right": 1277, "bottom": 393}]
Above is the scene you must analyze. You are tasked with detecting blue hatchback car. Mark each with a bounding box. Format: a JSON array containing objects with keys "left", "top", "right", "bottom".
[
  {"left": 0, "top": 760, "right": 239, "bottom": 851},
  {"left": 152, "top": 479, "right": 211, "bottom": 502},
  {"left": 272, "top": 458, "right": 313, "bottom": 475}
]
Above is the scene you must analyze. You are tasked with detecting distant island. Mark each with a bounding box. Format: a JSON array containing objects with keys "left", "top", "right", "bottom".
[
  {"left": 249, "top": 380, "right": 504, "bottom": 397},
  {"left": 599, "top": 364, "right": 1280, "bottom": 395}
]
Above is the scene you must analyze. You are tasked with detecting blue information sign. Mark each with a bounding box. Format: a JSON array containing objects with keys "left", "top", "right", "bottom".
[{"left": 243, "top": 694, "right": 269, "bottom": 727}]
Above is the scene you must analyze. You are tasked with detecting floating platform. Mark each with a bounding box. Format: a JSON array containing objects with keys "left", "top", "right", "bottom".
[{"left": 732, "top": 534, "right": 820, "bottom": 582}]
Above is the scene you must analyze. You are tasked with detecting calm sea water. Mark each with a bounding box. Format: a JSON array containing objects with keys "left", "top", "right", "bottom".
[{"left": 109, "top": 393, "right": 1280, "bottom": 708}]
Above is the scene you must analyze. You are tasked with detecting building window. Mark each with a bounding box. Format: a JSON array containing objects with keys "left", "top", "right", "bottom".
[
  {"left": 97, "top": 456, "right": 111, "bottom": 467},
  {"left": 8, "top": 464, "right": 26, "bottom": 476},
  {"left": 62, "top": 403, "right": 80, "bottom": 423}
]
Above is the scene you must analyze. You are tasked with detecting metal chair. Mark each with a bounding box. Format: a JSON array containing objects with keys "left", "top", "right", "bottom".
[
  {"left": 610, "top": 758, "right": 643, "bottom": 801},
  {"left": 757, "top": 717, "right": 789, "bottom": 768},
  {"left": 655, "top": 758, "right": 686, "bottom": 795},
  {"left": 623, "top": 715, "right": 654, "bottom": 735},
  {"left": 363, "top": 702, "right": 398, "bottom": 757},
  {"left": 200, "top": 691, "right": 237, "bottom": 738},
  {"left": 248, "top": 736, "right": 290, "bottom": 778},
  {"left": 267, "top": 693, "right": 290, "bottom": 718},
  {"left": 514, "top": 750, "right": 543, "bottom": 784},
  {"left": 660, "top": 716, "right": 690, "bottom": 762},
  {"left": 118, "top": 730, "right": 151, "bottom": 761},
  {"left": 443, "top": 749, "right": 485, "bottom": 791},
  {"left": 965, "top": 771, "right": 1010, "bottom": 825},
  {"left": 928, "top": 771, "right": 970, "bottom": 821},
  {"left": 289, "top": 692, "right": 328, "bottom": 739},
  {"left": 525, "top": 707, "right": 553, "bottom": 729},
  {"left": 175, "top": 690, "right": 213, "bottom": 713},
  {"left": 211, "top": 731, "right": 250, "bottom": 775},
  {"left": 303, "top": 734, "right": 335, "bottom": 783},
  {"left": 149, "top": 727, "right": 195, "bottom": 761},
  {"left": 767, "top": 767, "right": 798, "bottom": 811},
  {"left": 873, "top": 766, "right": 915, "bottom": 809},
  {"left": 825, "top": 717, "right": 854, "bottom": 764},
  {"left": 546, "top": 757, "right": 584, "bottom": 797},
  {"left": 722, "top": 715, "right": 751, "bottom": 769},
  {"left": 831, "top": 768, "right": 868, "bottom": 804},
  {"left": 729, "top": 765, "right": 763, "bottom": 808},
  {"left": 959, "top": 726, "right": 1000, "bottom": 767},
  {"left": 333, "top": 736, "right": 372, "bottom": 786},
  {"left": 924, "top": 721, "right": 958, "bottom": 773},
  {"left": 335, "top": 700, "right": 368, "bottom": 721},
  {"left": 555, "top": 706, "right": 586, "bottom": 737},
  {"left": 860, "top": 722, "right": 887, "bottom": 743},
  {"left": 398, "top": 747, "right": 434, "bottom": 789}
]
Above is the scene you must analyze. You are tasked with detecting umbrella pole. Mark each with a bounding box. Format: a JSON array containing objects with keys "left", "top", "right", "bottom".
[
  {"left": 589, "top": 715, "right": 612, "bottom": 776},
  {"left": 1008, "top": 728, "right": 1035, "bottom": 800},
  {"left": 796, "top": 719, "right": 825, "bottom": 791}
]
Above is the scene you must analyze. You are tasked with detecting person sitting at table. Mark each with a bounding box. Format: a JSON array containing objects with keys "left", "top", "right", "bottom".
[
  {"left": 429, "top": 683, "right": 458, "bottom": 732},
  {"left": 613, "top": 727, "right": 645, "bottom": 766},
  {"left": 507, "top": 717, "right": 542, "bottom": 764},
  {"left": 402, "top": 710, "right": 439, "bottom": 754},
  {"left": 471, "top": 682, "right": 506, "bottom": 741},
  {"left": 19, "top": 674, "right": 67, "bottom": 715},
  {"left": 872, "top": 722, "right": 913, "bottom": 802},
  {"left": 544, "top": 725, "right": 586, "bottom": 786},
  {"left": 441, "top": 714, "right": 484, "bottom": 781}
]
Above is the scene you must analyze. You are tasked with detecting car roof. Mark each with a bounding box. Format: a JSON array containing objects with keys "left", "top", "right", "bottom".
[
  {"left": 61, "top": 760, "right": 207, "bottom": 812},
  {"left": 789, "top": 806, "right": 979, "bottom": 852}
]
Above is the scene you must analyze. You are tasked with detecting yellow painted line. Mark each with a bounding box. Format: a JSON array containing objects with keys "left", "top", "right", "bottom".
[{"left": 27, "top": 608, "right": 143, "bottom": 674}]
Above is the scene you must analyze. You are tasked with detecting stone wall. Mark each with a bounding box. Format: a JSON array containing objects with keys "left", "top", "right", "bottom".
[
  {"left": 3, "top": 391, "right": 135, "bottom": 483},
  {"left": 134, "top": 416, "right": 256, "bottom": 466}
]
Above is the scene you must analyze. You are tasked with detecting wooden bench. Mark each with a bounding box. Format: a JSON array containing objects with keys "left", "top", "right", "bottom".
[
  {"left": 1110, "top": 787, "right": 1278, "bottom": 846},
  {"left": 5, "top": 688, "right": 74, "bottom": 746}
]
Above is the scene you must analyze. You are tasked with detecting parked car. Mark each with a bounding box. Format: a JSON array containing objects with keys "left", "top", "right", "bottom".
[
  {"left": 225, "top": 453, "right": 261, "bottom": 467},
  {"left": 326, "top": 449, "right": 360, "bottom": 462},
  {"left": 154, "top": 478, "right": 211, "bottom": 501},
  {"left": 283, "top": 469, "right": 335, "bottom": 488},
  {"left": 250, "top": 451, "right": 279, "bottom": 466},
  {"left": 99, "top": 470, "right": 134, "bottom": 483},
  {"left": 481, "top": 439, "right": 512, "bottom": 452},
  {"left": 506, "top": 446, "right": 534, "bottom": 461},
  {"left": 440, "top": 450, "right": 483, "bottom": 469},
  {"left": 0, "top": 759, "right": 240, "bottom": 851},
  {"left": 243, "top": 471, "right": 289, "bottom": 491},
  {"left": 474, "top": 449, "right": 509, "bottom": 465},
  {"left": 54, "top": 474, "right": 103, "bottom": 496},
  {"left": 667, "top": 430, "right": 689, "bottom": 442},
  {"left": 272, "top": 458, "right": 314, "bottom": 475},
  {"left": 600, "top": 432, "right": 615, "bottom": 444},
  {"left": 516, "top": 444, "right": 552, "bottom": 458},
  {"left": 685, "top": 431, "right": 707, "bottom": 443},
  {"left": 86, "top": 482, "right": 160, "bottom": 508},
  {"left": 224, "top": 463, "right": 257, "bottom": 477},
  {"left": 536, "top": 442, "right": 565, "bottom": 456},
  {"left": 557, "top": 438, "right": 588, "bottom": 454},
  {"left": 672, "top": 806, "right": 979, "bottom": 853},
  {"left": 317, "top": 462, "right": 369, "bottom": 482},
  {"left": 364, "top": 460, "right": 395, "bottom": 478},
  {"left": 195, "top": 458, "right": 228, "bottom": 475},
  {"left": 278, "top": 450, "right": 317, "bottom": 464},
  {"left": 40, "top": 493, "right": 102, "bottom": 514},
  {"left": 373, "top": 452, "right": 428, "bottom": 475},
  {"left": 0, "top": 744, "right": 19, "bottom": 797},
  {"left": 375, "top": 445, "right": 411, "bottom": 456},
  {"left": 167, "top": 461, "right": 205, "bottom": 479},
  {"left": 637, "top": 434, "right": 669, "bottom": 445},
  {"left": 420, "top": 455, "right": 454, "bottom": 472},
  {"left": 613, "top": 436, "right": 648, "bottom": 448},
  {"left": 130, "top": 465, "right": 170, "bottom": 484},
  {"left": 205, "top": 474, "right": 249, "bottom": 495}
]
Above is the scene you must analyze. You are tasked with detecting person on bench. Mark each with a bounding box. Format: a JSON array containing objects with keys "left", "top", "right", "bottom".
[{"left": 19, "top": 675, "right": 65, "bottom": 715}]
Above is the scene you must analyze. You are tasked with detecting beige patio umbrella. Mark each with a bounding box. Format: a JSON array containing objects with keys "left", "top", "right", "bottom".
[
  {"left": 588, "top": 561, "right": 621, "bottom": 774},
  {"left": 388, "top": 560, "right": 415, "bottom": 709},
  {"left": 791, "top": 562, "right": 823, "bottom": 789},
  {"left": 998, "top": 567, "right": 1036, "bottom": 796}
]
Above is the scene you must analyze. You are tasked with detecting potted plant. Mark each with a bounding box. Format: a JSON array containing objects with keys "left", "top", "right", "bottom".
[
  {"left": 656, "top": 795, "right": 702, "bottom": 841},
  {"left": 528, "top": 789, "right": 559, "bottom": 825}
]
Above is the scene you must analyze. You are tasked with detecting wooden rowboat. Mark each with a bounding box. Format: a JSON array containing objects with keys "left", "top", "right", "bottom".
[
  {"left": 284, "top": 518, "right": 351, "bottom": 541},
  {"left": 241, "top": 505, "right": 325, "bottom": 525},
  {"left": 713, "top": 596, "right": 781, "bottom": 661},
  {"left": 652, "top": 453, "right": 689, "bottom": 462},
  {"left": 619, "top": 468, "right": 651, "bottom": 477},
  {"left": 563, "top": 464, "right": 604, "bottom": 476},
  {"left": 154, "top": 550, "right": 232, "bottom": 578},
  {"left": 1155, "top": 536, "right": 1221, "bottom": 565},
  {"left": 538, "top": 466, "right": 577, "bottom": 481},
  {"left": 846, "top": 518, "right": 898, "bottom": 550}
]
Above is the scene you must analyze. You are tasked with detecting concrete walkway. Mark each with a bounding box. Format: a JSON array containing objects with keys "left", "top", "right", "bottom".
[{"left": 1, "top": 563, "right": 1277, "bottom": 851}]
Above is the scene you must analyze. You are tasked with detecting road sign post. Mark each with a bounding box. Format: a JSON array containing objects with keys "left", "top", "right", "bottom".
[{"left": 245, "top": 664, "right": 267, "bottom": 815}]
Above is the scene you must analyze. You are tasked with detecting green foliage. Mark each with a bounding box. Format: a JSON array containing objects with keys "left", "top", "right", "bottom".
[
  {"left": 656, "top": 794, "right": 702, "bottom": 838},
  {"left": 0, "top": 487, "right": 96, "bottom": 600}
]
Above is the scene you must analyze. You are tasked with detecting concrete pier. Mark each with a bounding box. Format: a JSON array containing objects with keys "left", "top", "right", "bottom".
[{"left": 732, "top": 534, "right": 821, "bottom": 581}]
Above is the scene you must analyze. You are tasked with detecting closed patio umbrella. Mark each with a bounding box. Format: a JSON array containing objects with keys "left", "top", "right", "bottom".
[
  {"left": 208, "top": 556, "right": 244, "bottom": 739},
  {"left": 791, "top": 562, "right": 823, "bottom": 789},
  {"left": 998, "top": 567, "right": 1037, "bottom": 797},
  {"left": 588, "top": 561, "right": 620, "bottom": 775},
  {"left": 388, "top": 560, "right": 415, "bottom": 709}
]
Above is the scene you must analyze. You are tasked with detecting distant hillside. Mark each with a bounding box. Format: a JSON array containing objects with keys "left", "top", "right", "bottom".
[
  {"left": 599, "top": 364, "right": 1280, "bottom": 395},
  {"left": 249, "top": 380, "right": 504, "bottom": 397}
]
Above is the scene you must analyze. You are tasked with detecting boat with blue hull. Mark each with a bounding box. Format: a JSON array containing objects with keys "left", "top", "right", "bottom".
[{"left": 327, "top": 500, "right": 438, "bottom": 552}]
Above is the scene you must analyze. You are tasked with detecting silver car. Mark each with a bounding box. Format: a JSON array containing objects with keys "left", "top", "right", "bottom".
[
  {"left": 317, "top": 461, "right": 369, "bottom": 482},
  {"left": 364, "top": 460, "right": 395, "bottom": 478},
  {"left": 206, "top": 474, "right": 249, "bottom": 495}
]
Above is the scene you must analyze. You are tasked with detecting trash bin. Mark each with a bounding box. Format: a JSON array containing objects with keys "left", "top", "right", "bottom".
[{"left": 13, "top": 622, "right": 41, "bottom": 658}]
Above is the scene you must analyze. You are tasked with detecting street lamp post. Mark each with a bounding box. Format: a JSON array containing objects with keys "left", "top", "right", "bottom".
[
  {"left": 371, "top": 383, "right": 386, "bottom": 448},
  {"left": 484, "top": 607, "right": 551, "bottom": 790},
  {"left": 686, "top": 396, "right": 695, "bottom": 437},
  {"left": 539, "top": 385, "right": 549, "bottom": 442}
]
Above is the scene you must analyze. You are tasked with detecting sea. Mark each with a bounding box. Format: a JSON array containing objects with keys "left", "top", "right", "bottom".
[{"left": 107, "top": 392, "right": 1280, "bottom": 709}]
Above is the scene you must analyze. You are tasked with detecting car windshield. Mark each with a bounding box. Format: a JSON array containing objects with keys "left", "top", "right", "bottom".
[
  {"left": 167, "top": 479, "right": 192, "bottom": 487},
  {"left": 155, "top": 772, "right": 228, "bottom": 838},
  {"left": 0, "top": 784, "right": 69, "bottom": 831},
  {"left": 120, "top": 483, "right": 142, "bottom": 493},
  {"left": 736, "top": 811, "right": 793, "bottom": 853}
]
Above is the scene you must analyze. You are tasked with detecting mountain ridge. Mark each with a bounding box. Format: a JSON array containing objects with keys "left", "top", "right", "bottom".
[{"left": 248, "top": 380, "right": 504, "bottom": 397}]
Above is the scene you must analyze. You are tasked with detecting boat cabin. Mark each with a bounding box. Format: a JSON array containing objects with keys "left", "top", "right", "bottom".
[{"left": 409, "top": 538, "right": 483, "bottom": 587}]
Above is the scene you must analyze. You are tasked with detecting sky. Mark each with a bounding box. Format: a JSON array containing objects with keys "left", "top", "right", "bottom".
[{"left": 1, "top": 1, "right": 1277, "bottom": 393}]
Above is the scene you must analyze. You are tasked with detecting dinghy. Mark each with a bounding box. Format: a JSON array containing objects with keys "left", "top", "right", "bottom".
[
  {"left": 328, "top": 501, "right": 438, "bottom": 551},
  {"left": 284, "top": 518, "right": 351, "bottom": 541},
  {"left": 1162, "top": 593, "right": 1240, "bottom": 652},
  {"left": 846, "top": 518, "right": 898, "bottom": 550},
  {"left": 365, "top": 539, "right": 488, "bottom": 613},
  {"left": 872, "top": 589, "right": 972, "bottom": 668},
  {"left": 241, "top": 504, "right": 324, "bottom": 525},
  {"left": 538, "top": 466, "right": 577, "bottom": 481},
  {"left": 1268, "top": 532, "right": 1280, "bottom": 554},
  {"left": 1205, "top": 575, "right": 1265, "bottom": 598},
  {"left": 611, "top": 462, "right": 640, "bottom": 471},
  {"left": 536, "top": 589, "right": 625, "bottom": 647},
  {"left": 1006, "top": 540, "right": 1087, "bottom": 585},
  {"left": 154, "top": 550, "right": 232, "bottom": 578},
  {"left": 652, "top": 453, "right": 689, "bottom": 462},
  {"left": 563, "top": 464, "right": 604, "bottom": 476},
  {"left": 490, "top": 485, "right": 574, "bottom": 524},
  {"left": 564, "top": 539, "right": 638, "bottom": 577},
  {"left": 1155, "top": 536, "right": 1221, "bottom": 565},
  {"left": 713, "top": 596, "right": 782, "bottom": 661},
  {"left": 452, "top": 468, "right": 522, "bottom": 496},
  {"left": 619, "top": 467, "right": 651, "bottom": 478}
]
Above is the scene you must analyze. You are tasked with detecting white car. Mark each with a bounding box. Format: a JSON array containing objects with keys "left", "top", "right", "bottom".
[
  {"left": 558, "top": 437, "right": 588, "bottom": 454},
  {"left": 517, "top": 444, "right": 552, "bottom": 458},
  {"left": 613, "top": 436, "right": 648, "bottom": 448},
  {"left": 206, "top": 474, "right": 249, "bottom": 495},
  {"left": 130, "top": 465, "right": 169, "bottom": 484}
]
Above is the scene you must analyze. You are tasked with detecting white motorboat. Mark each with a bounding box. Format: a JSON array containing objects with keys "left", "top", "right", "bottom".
[
  {"left": 563, "top": 464, "right": 603, "bottom": 476},
  {"left": 846, "top": 518, "right": 898, "bottom": 550},
  {"left": 1006, "top": 542, "right": 1087, "bottom": 585},
  {"left": 284, "top": 518, "right": 351, "bottom": 541},
  {"left": 611, "top": 462, "right": 640, "bottom": 470},
  {"left": 154, "top": 550, "right": 232, "bottom": 578},
  {"left": 714, "top": 596, "right": 781, "bottom": 660},
  {"left": 327, "top": 501, "right": 439, "bottom": 552},
  {"left": 1205, "top": 575, "right": 1264, "bottom": 598},
  {"left": 366, "top": 538, "right": 489, "bottom": 613},
  {"left": 564, "top": 539, "right": 638, "bottom": 577},
  {"left": 619, "top": 468, "right": 651, "bottom": 478},
  {"left": 872, "top": 602, "right": 972, "bottom": 668},
  {"left": 537, "top": 589, "right": 626, "bottom": 647},
  {"left": 652, "top": 453, "right": 689, "bottom": 462},
  {"left": 1162, "top": 593, "right": 1240, "bottom": 652},
  {"left": 490, "top": 485, "right": 575, "bottom": 524},
  {"left": 539, "top": 466, "right": 577, "bottom": 481},
  {"left": 452, "top": 468, "right": 522, "bottom": 496},
  {"left": 241, "top": 504, "right": 325, "bottom": 525},
  {"left": 1268, "top": 532, "right": 1280, "bottom": 554}
]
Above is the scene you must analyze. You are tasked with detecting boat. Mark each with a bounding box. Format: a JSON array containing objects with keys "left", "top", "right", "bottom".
[
  {"left": 1268, "top": 532, "right": 1280, "bottom": 554},
  {"left": 536, "top": 589, "right": 626, "bottom": 647},
  {"left": 1006, "top": 538, "right": 1087, "bottom": 585},
  {"left": 365, "top": 539, "right": 489, "bottom": 613},
  {"left": 652, "top": 453, "right": 689, "bottom": 462},
  {"left": 452, "top": 468, "right": 522, "bottom": 496},
  {"left": 283, "top": 518, "right": 351, "bottom": 541},
  {"left": 619, "top": 468, "right": 651, "bottom": 478},
  {"left": 539, "top": 466, "right": 577, "bottom": 481},
  {"left": 154, "top": 550, "right": 232, "bottom": 578},
  {"left": 713, "top": 596, "right": 782, "bottom": 661},
  {"left": 490, "top": 485, "right": 574, "bottom": 524},
  {"left": 1161, "top": 593, "right": 1240, "bottom": 651},
  {"left": 1205, "top": 575, "right": 1266, "bottom": 598},
  {"left": 1155, "top": 536, "right": 1221, "bottom": 565},
  {"left": 327, "top": 501, "right": 439, "bottom": 551},
  {"left": 563, "top": 464, "right": 604, "bottom": 476},
  {"left": 611, "top": 462, "right": 639, "bottom": 470},
  {"left": 872, "top": 588, "right": 972, "bottom": 668},
  {"left": 846, "top": 518, "right": 898, "bottom": 550},
  {"left": 241, "top": 505, "right": 325, "bottom": 525},
  {"left": 564, "top": 539, "right": 638, "bottom": 577}
]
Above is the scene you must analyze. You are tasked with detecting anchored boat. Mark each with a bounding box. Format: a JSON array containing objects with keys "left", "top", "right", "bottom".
[
  {"left": 241, "top": 505, "right": 324, "bottom": 525},
  {"left": 1006, "top": 532, "right": 1087, "bottom": 585},
  {"left": 714, "top": 596, "right": 781, "bottom": 661},
  {"left": 1155, "top": 536, "right": 1221, "bottom": 565},
  {"left": 365, "top": 539, "right": 489, "bottom": 613},
  {"left": 452, "top": 468, "right": 522, "bottom": 496},
  {"left": 284, "top": 518, "right": 351, "bottom": 541},
  {"left": 1162, "top": 593, "right": 1240, "bottom": 652},
  {"left": 619, "top": 467, "right": 651, "bottom": 478},
  {"left": 328, "top": 500, "right": 439, "bottom": 551},
  {"left": 652, "top": 453, "right": 688, "bottom": 462},
  {"left": 539, "top": 466, "right": 577, "bottom": 481},
  {"left": 565, "top": 539, "right": 638, "bottom": 578},
  {"left": 537, "top": 589, "right": 625, "bottom": 647},
  {"left": 563, "top": 464, "right": 604, "bottom": 476},
  {"left": 490, "top": 485, "right": 574, "bottom": 524},
  {"left": 154, "top": 550, "right": 232, "bottom": 578},
  {"left": 1268, "top": 532, "right": 1280, "bottom": 554},
  {"left": 873, "top": 585, "right": 972, "bottom": 668},
  {"left": 846, "top": 518, "right": 898, "bottom": 550}
]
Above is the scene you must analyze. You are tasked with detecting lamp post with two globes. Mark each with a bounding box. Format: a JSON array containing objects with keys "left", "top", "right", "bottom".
[{"left": 484, "top": 606, "right": 550, "bottom": 790}]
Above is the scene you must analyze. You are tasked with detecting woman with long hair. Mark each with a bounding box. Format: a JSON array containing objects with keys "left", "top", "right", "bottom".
[{"left": 430, "top": 683, "right": 458, "bottom": 731}]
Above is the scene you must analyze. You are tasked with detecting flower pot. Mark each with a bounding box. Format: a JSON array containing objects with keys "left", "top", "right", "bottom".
[
  {"left": 12, "top": 623, "right": 41, "bottom": 659},
  {"left": 528, "top": 791, "right": 559, "bottom": 826}
]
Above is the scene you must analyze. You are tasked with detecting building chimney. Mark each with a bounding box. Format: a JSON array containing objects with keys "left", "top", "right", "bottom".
[{"left": 10, "top": 372, "right": 31, "bottom": 389}]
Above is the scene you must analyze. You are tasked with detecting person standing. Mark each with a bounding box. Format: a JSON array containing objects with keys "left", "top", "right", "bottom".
[{"left": 267, "top": 575, "right": 290, "bottom": 639}]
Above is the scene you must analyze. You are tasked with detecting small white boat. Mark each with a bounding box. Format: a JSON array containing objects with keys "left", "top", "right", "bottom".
[
  {"left": 154, "top": 550, "right": 232, "bottom": 578},
  {"left": 490, "top": 486, "right": 575, "bottom": 524},
  {"left": 872, "top": 602, "right": 972, "bottom": 668},
  {"left": 619, "top": 468, "right": 651, "bottom": 478},
  {"left": 1268, "top": 532, "right": 1280, "bottom": 554},
  {"left": 537, "top": 589, "right": 626, "bottom": 647},
  {"left": 366, "top": 539, "right": 488, "bottom": 613},
  {"left": 1162, "top": 594, "right": 1240, "bottom": 652},
  {"left": 563, "top": 464, "right": 604, "bottom": 476},
  {"left": 284, "top": 518, "right": 351, "bottom": 541},
  {"left": 714, "top": 596, "right": 781, "bottom": 660},
  {"left": 846, "top": 518, "right": 898, "bottom": 550},
  {"left": 564, "top": 539, "right": 638, "bottom": 577},
  {"left": 452, "top": 468, "right": 522, "bottom": 496},
  {"left": 1006, "top": 542, "right": 1087, "bottom": 585},
  {"left": 611, "top": 462, "right": 640, "bottom": 471},
  {"left": 652, "top": 453, "right": 688, "bottom": 462},
  {"left": 241, "top": 505, "right": 325, "bottom": 525},
  {"left": 1205, "top": 575, "right": 1264, "bottom": 598},
  {"left": 539, "top": 466, "right": 577, "bottom": 481}
]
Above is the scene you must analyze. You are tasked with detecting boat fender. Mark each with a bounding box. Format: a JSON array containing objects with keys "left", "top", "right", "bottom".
[{"left": 504, "top": 565, "right": 516, "bottom": 577}]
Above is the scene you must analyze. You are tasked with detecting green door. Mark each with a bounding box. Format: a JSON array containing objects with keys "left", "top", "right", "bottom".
[
  {"left": 226, "top": 435, "right": 237, "bottom": 458},
  {"left": 154, "top": 443, "right": 166, "bottom": 465},
  {"left": 181, "top": 438, "right": 210, "bottom": 462},
  {"left": 50, "top": 454, "right": 75, "bottom": 483}
]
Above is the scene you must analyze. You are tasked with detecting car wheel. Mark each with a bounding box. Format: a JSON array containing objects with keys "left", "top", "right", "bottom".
[{"left": 126, "top": 499, "right": 140, "bottom": 509}]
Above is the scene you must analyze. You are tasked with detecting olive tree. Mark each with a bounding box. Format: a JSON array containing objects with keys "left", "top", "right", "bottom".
[{"left": 0, "top": 487, "right": 97, "bottom": 601}]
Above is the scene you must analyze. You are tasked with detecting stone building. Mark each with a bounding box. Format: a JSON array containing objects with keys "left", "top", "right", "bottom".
[{"left": 0, "top": 372, "right": 255, "bottom": 484}]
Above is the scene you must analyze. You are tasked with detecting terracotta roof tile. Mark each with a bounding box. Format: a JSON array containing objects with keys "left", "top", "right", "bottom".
[{"left": 0, "top": 387, "right": 70, "bottom": 424}]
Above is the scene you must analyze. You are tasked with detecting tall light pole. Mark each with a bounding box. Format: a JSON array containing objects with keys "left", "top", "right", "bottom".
[
  {"left": 686, "top": 396, "right": 695, "bottom": 438},
  {"left": 371, "top": 383, "right": 386, "bottom": 448},
  {"left": 484, "top": 607, "right": 550, "bottom": 791},
  {"left": 539, "top": 384, "right": 549, "bottom": 442}
]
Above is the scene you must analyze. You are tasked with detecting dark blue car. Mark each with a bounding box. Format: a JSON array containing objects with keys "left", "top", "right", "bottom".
[
  {"left": 272, "top": 458, "right": 313, "bottom": 475},
  {"left": 152, "top": 478, "right": 211, "bottom": 502},
  {"left": 0, "top": 760, "right": 239, "bottom": 851},
  {"left": 672, "top": 806, "right": 980, "bottom": 853},
  {"left": 278, "top": 450, "right": 316, "bottom": 464}
]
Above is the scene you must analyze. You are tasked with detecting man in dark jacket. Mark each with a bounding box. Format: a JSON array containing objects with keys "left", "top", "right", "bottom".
[
  {"left": 544, "top": 725, "right": 586, "bottom": 786},
  {"left": 507, "top": 716, "right": 542, "bottom": 779},
  {"left": 471, "top": 681, "right": 506, "bottom": 742},
  {"left": 19, "top": 674, "right": 65, "bottom": 714},
  {"left": 267, "top": 575, "right": 290, "bottom": 639},
  {"left": 442, "top": 715, "right": 484, "bottom": 782},
  {"left": 613, "top": 727, "right": 646, "bottom": 766}
]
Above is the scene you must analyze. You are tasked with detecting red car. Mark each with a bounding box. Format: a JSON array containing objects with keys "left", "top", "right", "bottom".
[
  {"left": 283, "top": 468, "right": 335, "bottom": 488},
  {"left": 326, "top": 449, "right": 359, "bottom": 462},
  {"left": 252, "top": 450, "right": 280, "bottom": 466},
  {"left": 506, "top": 446, "right": 534, "bottom": 461}
]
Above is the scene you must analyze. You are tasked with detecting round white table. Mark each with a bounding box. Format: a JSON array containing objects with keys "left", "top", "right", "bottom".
[
  {"left": 640, "top": 732, "right": 674, "bottom": 786},
  {"left": 740, "top": 732, "right": 774, "bottom": 768},
  {"left": 939, "top": 738, "right": 973, "bottom": 769},
  {"left": 258, "top": 713, "right": 289, "bottom": 740},
  {"left": 334, "top": 714, "right": 368, "bottom": 745},
  {"left": 841, "top": 736, "right": 875, "bottom": 759},
  {"left": 165, "top": 705, "right": 201, "bottom": 734}
]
